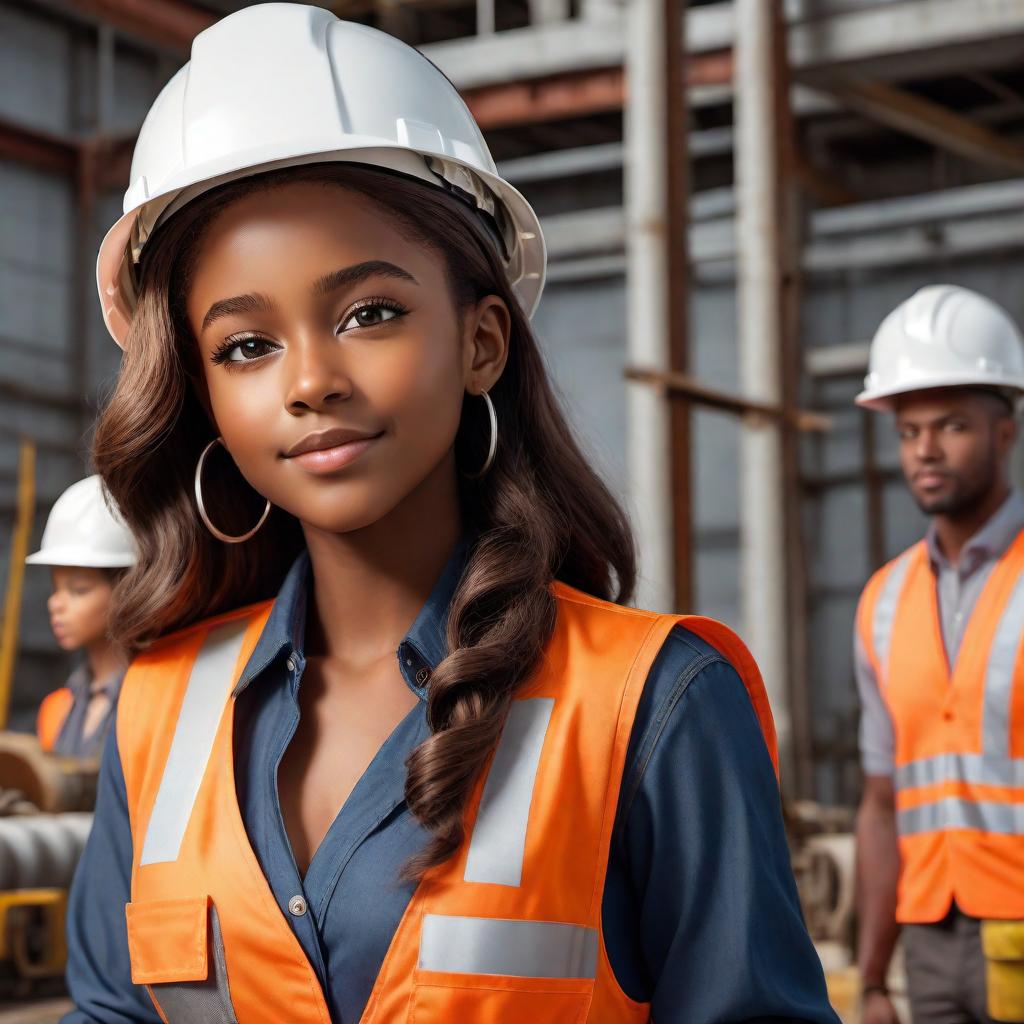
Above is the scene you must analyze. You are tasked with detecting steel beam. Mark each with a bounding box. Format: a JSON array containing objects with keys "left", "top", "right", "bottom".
[
  {"left": 66, "top": 0, "right": 213, "bottom": 54},
  {"left": 815, "top": 77, "right": 1024, "bottom": 175},
  {"left": 463, "top": 51, "right": 731, "bottom": 130},
  {"left": 0, "top": 120, "right": 76, "bottom": 178},
  {"left": 424, "top": 0, "right": 1024, "bottom": 92}
]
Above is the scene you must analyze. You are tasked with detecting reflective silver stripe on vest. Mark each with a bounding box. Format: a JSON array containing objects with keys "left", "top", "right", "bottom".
[
  {"left": 896, "top": 752, "right": 1024, "bottom": 790},
  {"left": 898, "top": 799, "right": 1024, "bottom": 836},
  {"left": 982, "top": 573, "right": 1024, "bottom": 759},
  {"left": 140, "top": 620, "right": 249, "bottom": 866},
  {"left": 871, "top": 549, "right": 913, "bottom": 684},
  {"left": 149, "top": 904, "right": 238, "bottom": 1024},
  {"left": 419, "top": 914, "right": 598, "bottom": 979},
  {"left": 464, "top": 697, "right": 555, "bottom": 887}
]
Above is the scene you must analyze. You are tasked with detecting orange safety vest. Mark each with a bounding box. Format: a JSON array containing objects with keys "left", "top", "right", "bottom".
[
  {"left": 37, "top": 687, "right": 74, "bottom": 752},
  {"left": 858, "top": 530, "right": 1024, "bottom": 924},
  {"left": 118, "top": 582, "right": 777, "bottom": 1023}
]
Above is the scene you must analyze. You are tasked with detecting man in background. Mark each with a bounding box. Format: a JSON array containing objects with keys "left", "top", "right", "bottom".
[{"left": 854, "top": 285, "right": 1024, "bottom": 1024}]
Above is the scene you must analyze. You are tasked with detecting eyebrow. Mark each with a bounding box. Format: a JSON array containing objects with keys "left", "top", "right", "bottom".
[
  {"left": 201, "top": 261, "right": 419, "bottom": 332},
  {"left": 898, "top": 412, "right": 964, "bottom": 429},
  {"left": 202, "top": 292, "right": 275, "bottom": 332},
  {"left": 312, "top": 260, "right": 418, "bottom": 297}
]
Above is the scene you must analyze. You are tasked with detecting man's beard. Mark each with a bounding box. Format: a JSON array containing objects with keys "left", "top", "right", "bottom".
[{"left": 913, "top": 458, "right": 996, "bottom": 519}]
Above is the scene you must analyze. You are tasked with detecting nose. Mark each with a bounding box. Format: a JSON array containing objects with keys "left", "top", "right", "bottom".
[
  {"left": 47, "top": 593, "right": 63, "bottom": 615},
  {"left": 915, "top": 428, "right": 942, "bottom": 462},
  {"left": 284, "top": 337, "right": 353, "bottom": 414}
]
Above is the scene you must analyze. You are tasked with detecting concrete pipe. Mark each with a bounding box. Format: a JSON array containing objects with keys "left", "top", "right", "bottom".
[{"left": 0, "top": 814, "right": 93, "bottom": 891}]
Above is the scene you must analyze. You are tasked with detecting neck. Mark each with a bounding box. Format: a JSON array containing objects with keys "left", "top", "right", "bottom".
[
  {"left": 932, "top": 482, "right": 1011, "bottom": 566},
  {"left": 302, "top": 456, "right": 462, "bottom": 665},
  {"left": 85, "top": 639, "right": 125, "bottom": 687}
]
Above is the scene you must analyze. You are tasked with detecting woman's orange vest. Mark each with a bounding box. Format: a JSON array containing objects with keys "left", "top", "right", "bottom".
[
  {"left": 37, "top": 687, "right": 74, "bottom": 752},
  {"left": 858, "top": 531, "right": 1024, "bottom": 924},
  {"left": 117, "top": 582, "right": 777, "bottom": 1023}
]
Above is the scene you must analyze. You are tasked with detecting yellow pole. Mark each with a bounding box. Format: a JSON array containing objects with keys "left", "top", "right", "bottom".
[{"left": 0, "top": 439, "right": 37, "bottom": 730}]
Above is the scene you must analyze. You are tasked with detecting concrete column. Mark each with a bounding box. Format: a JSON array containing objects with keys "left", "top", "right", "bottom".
[
  {"left": 734, "top": 0, "right": 792, "bottom": 767},
  {"left": 624, "top": 0, "right": 677, "bottom": 612}
]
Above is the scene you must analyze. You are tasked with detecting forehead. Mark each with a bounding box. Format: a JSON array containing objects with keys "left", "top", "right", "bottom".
[
  {"left": 894, "top": 388, "right": 985, "bottom": 422},
  {"left": 52, "top": 566, "right": 107, "bottom": 585},
  {"left": 187, "top": 182, "right": 433, "bottom": 303}
]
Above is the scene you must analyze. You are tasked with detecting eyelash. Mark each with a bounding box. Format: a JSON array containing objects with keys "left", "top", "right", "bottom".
[{"left": 209, "top": 297, "right": 410, "bottom": 365}]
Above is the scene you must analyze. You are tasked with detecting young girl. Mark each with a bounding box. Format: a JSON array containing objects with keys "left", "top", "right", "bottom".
[
  {"left": 28, "top": 475, "right": 134, "bottom": 759},
  {"left": 64, "top": 6, "right": 838, "bottom": 1022}
]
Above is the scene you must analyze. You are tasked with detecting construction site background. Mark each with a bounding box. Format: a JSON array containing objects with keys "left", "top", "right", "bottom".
[{"left": 5, "top": 0, "right": 1024, "bottom": 1019}]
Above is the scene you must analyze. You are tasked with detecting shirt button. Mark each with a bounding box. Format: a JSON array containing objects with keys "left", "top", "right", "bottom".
[
  {"left": 288, "top": 895, "right": 307, "bottom": 917},
  {"left": 286, "top": 656, "right": 296, "bottom": 673},
  {"left": 416, "top": 667, "right": 430, "bottom": 686},
  {"left": 943, "top": 708, "right": 954, "bottom": 721}
]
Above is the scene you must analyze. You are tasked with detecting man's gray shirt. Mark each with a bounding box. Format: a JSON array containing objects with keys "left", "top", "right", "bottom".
[{"left": 854, "top": 489, "right": 1024, "bottom": 776}]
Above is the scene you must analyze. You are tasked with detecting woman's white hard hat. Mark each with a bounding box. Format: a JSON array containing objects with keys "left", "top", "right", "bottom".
[
  {"left": 856, "top": 285, "right": 1024, "bottom": 411},
  {"left": 96, "top": 2, "right": 546, "bottom": 348},
  {"left": 26, "top": 475, "right": 137, "bottom": 569}
]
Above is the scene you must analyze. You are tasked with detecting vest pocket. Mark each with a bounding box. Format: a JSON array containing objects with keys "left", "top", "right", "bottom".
[
  {"left": 125, "top": 896, "right": 238, "bottom": 1024},
  {"left": 411, "top": 970, "right": 591, "bottom": 1024}
]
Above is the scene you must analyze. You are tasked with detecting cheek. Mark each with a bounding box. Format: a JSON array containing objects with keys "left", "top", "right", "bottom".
[
  {"left": 379, "top": 338, "right": 464, "bottom": 438},
  {"left": 204, "top": 368, "right": 286, "bottom": 485},
  {"left": 70, "top": 592, "right": 112, "bottom": 633}
]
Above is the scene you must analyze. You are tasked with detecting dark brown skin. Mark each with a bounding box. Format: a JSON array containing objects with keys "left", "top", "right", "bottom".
[
  {"left": 895, "top": 387, "right": 1016, "bottom": 565},
  {"left": 856, "top": 775, "right": 901, "bottom": 1024},
  {"left": 856, "top": 386, "right": 1017, "bottom": 1021},
  {"left": 185, "top": 183, "right": 510, "bottom": 873}
]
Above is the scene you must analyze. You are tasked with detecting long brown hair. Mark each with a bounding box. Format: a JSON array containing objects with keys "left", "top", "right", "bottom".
[{"left": 93, "top": 163, "right": 636, "bottom": 875}]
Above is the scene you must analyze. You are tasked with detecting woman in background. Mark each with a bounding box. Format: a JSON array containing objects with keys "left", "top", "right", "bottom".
[{"left": 28, "top": 475, "right": 135, "bottom": 758}]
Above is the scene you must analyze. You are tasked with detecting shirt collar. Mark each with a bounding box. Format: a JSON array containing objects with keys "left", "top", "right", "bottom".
[
  {"left": 234, "top": 538, "right": 471, "bottom": 700},
  {"left": 67, "top": 664, "right": 125, "bottom": 701},
  {"left": 926, "top": 488, "right": 1024, "bottom": 573}
]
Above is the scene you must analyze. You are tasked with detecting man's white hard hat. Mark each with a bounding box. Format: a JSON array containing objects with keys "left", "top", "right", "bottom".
[
  {"left": 95, "top": 3, "right": 546, "bottom": 348},
  {"left": 856, "top": 285, "right": 1024, "bottom": 411},
  {"left": 26, "top": 476, "right": 137, "bottom": 569}
]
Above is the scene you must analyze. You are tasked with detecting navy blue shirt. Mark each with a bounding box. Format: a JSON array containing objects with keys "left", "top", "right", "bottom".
[{"left": 63, "top": 548, "right": 838, "bottom": 1023}]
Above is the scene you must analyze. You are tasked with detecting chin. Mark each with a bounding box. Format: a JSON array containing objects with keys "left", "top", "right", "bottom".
[
  {"left": 914, "top": 491, "right": 960, "bottom": 516},
  {"left": 278, "top": 488, "right": 402, "bottom": 536}
]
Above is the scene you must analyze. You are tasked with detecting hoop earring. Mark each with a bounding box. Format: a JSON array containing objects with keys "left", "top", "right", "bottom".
[
  {"left": 465, "top": 390, "right": 498, "bottom": 480},
  {"left": 194, "top": 437, "right": 271, "bottom": 544}
]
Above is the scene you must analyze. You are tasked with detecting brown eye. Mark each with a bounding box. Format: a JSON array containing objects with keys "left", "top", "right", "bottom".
[
  {"left": 339, "top": 301, "right": 405, "bottom": 333},
  {"left": 212, "top": 335, "right": 280, "bottom": 364}
]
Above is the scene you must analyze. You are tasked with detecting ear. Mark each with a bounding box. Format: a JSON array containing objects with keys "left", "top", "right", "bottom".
[
  {"left": 461, "top": 295, "right": 511, "bottom": 395},
  {"left": 996, "top": 414, "right": 1019, "bottom": 457}
]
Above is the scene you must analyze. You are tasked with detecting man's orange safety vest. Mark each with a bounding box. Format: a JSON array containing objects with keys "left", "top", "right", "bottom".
[
  {"left": 117, "top": 581, "right": 777, "bottom": 1023},
  {"left": 858, "top": 530, "right": 1024, "bottom": 924},
  {"left": 37, "top": 687, "right": 73, "bottom": 752}
]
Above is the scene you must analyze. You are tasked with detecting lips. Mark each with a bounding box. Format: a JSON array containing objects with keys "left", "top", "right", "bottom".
[
  {"left": 284, "top": 427, "right": 382, "bottom": 458},
  {"left": 283, "top": 426, "right": 383, "bottom": 474}
]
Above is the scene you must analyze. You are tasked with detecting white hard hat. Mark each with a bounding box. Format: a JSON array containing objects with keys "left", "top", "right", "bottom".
[
  {"left": 96, "top": 3, "right": 546, "bottom": 348},
  {"left": 856, "top": 285, "right": 1024, "bottom": 411},
  {"left": 26, "top": 476, "right": 137, "bottom": 569}
]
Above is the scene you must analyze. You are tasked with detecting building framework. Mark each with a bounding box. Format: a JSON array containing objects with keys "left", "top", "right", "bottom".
[{"left": 4, "top": 0, "right": 1024, "bottom": 801}]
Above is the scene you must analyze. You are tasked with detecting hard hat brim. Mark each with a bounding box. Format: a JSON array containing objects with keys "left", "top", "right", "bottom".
[
  {"left": 856, "top": 372, "right": 1024, "bottom": 411},
  {"left": 97, "top": 143, "right": 546, "bottom": 348},
  {"left": 26, "top": 547, "right": 136, "bottom": 569}
]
